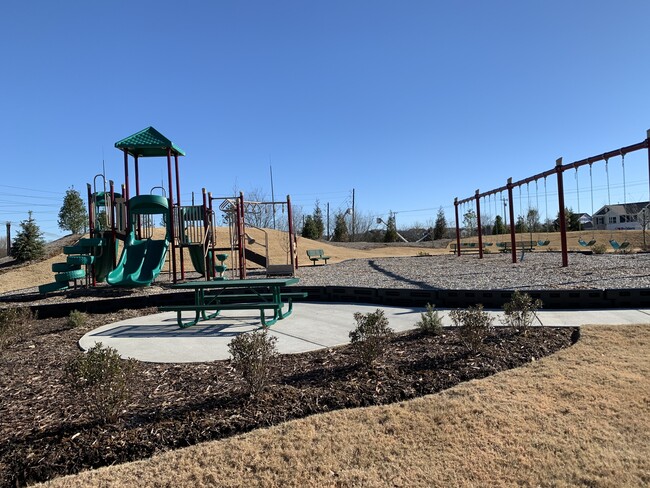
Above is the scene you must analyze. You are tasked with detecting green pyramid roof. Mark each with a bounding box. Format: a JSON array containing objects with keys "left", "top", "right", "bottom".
[{"left": 114, "top": 126, "right": 185, "bottom": 157}]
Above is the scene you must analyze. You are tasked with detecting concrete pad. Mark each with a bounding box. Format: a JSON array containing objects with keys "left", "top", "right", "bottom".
[{"left": 79, "top": 303, "right": 650, "bottom": 363}]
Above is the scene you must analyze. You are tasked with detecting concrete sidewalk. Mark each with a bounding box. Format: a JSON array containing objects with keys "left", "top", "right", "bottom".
[{"left": 79, "top": 303, "right": 650, "bottom": 363}]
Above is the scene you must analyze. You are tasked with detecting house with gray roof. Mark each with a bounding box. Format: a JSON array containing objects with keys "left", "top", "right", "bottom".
[{"left": 592, "top": 201, "right": 650, "bottom": 230}]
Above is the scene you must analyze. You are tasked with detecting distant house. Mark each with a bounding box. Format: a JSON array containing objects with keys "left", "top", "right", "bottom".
[
  {"left": 576, "top": 213, "right": 593, "bottom": 230},
  {"left": 592, "top": 201, "right": 650, "bottom": 230}
]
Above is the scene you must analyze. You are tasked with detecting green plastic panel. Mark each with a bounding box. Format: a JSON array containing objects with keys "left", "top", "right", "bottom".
[{"left": 114, "top": 126, "right": 185, "bottom": 157}]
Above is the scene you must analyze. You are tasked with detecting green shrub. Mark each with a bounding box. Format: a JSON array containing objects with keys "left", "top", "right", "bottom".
[
  {"left": 415, "top": 303, "right": 443, "bottom": 336},
  {"left": 592, "top": 243, "right": 607, "bottom": 254},
  {"left": 501, "top": 291, "right": 543, "bottom": 334},
  {"left": 64, "top": 342, "right": 136, "bottom": 423},
  {"left": 349, "top": 309, "right": 394, "bottom": 366},
  {"left": 449, "top": 305, "right": 493, "bottom": 352},
  {"left": 0, "top": 307, "right": 33, "bottom": 350},
  {"left": 67, "top": 310, "right": 88, "bottom": 329},
  {"left": 228, "top": 330, "right": 278, "bottom": 395}
]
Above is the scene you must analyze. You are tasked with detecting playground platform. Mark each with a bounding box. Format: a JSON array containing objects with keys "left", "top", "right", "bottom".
[{"left": 79, "top": 303, "right": 650, "bottom": 363}]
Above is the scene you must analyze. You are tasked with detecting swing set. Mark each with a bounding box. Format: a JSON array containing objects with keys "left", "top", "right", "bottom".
[{"left": 453, "top": 129, "right": 650, "bottom": 267}]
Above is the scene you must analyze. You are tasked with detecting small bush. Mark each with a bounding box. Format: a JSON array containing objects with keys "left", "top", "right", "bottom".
[
  {"left": 64, "top": 342, "right": 136, "bottom": 423},
  {"left": 592, "top": 243, "right": 607, "bottom": 254},
  {"left": 415, "top": 303, "right": 443, "bottom": 336},
  {"left": 501, "top": 291, "right": 543, "bottom": 334},
  {"left": 449, "top": 305, "right": 493, "bottom": 352},
  {"left": 228, "top": 330, "right": 278, "bottom": 395},
  {"left": 349, "top": 309, "right": 394, "bottom": 366},
  {"left": 0, "top": 307, "right": 34, "bottom": 350},
  {"left": 67, "top": 310, "right": 88, "bottom": 329}
]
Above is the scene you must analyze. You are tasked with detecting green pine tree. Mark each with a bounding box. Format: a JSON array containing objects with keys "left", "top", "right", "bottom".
[
  {"left": 384, "top": 212, "right": 399, "bottom": 243},
  {"left": 313, "top": 201, "right": 324, "bottom": 239},
  {"left": 58, "top": 187, "right": 88, "bottom": 234},
  {"left": 11, "top": 211, "right": 46, "bottom": 262},
  {"left": 301, "top": 216, "right": 319, "bottom": 239},
  {"left": 433, "top": 207, "right": 447, "bottom": 240},
  {"left": 333, "top": 212, "right": 349, "bottom": 242}
]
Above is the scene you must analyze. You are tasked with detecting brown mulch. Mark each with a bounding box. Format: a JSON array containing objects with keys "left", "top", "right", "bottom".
[{"left": 0, "top": 309, "right": 575, "bottom": 487}]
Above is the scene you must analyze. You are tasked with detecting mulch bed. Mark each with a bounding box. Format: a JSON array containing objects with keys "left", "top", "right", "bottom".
[{"left": 0, "top": 309, "right": 575, "bottom": 487}]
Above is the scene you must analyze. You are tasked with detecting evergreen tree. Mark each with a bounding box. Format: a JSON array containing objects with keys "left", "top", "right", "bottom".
[
  {"left": 433, "top": 207, "right": 447, "bottom": 240},
  {"left": 313, "top": 200, "right": 324, "bottom": 239},
  {"left": 493, "top": 215, "right": 506, "bottom": 235},
  {"left": 463, "top": 209, "right": 477, "bottom": 236},
  {"left": 301, "top": 215, "right": 319, "bottom": 239},
  {"left": 333, "top": 212, "right": 349, "bottom": 242},
  {"left": 58, "top": 187, "right": 87, "bottom": 234},
  {"left": 384, "top": 212, "right": 399, "bottom": 243},
  {"left": 515, "top": 215, "right": 527, "bottom": 233},
  {"left": 555, "top": 208, "right": 581, "bottom": 231},
  {"left": 11, "top": 211, "right": 45, "bottom": 262}
]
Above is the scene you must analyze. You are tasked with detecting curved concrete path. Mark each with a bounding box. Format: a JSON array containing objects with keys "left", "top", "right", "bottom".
[{"left": 79, "top": 303, "right": 650, "bottom": 363}]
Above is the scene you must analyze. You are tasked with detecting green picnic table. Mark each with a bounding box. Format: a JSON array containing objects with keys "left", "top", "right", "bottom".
[{"left": 160, "top": 277, "right": 306, "bottom": 328}]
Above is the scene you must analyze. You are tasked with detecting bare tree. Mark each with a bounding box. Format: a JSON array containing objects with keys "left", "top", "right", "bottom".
[{"left": 241, "top": 187, "right": 274, "bottom": 229}]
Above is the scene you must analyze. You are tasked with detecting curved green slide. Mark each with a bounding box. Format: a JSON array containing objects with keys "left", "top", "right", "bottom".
[{"left": 107, "top": 195, "right": 170, "bottom": 287}]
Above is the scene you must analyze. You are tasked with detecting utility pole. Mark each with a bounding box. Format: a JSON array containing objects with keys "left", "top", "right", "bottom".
[
  {"left": 5, "top": 222, "right": 10, "bottom": 256},
  {"left": 327, "top": 202, "right": 330, "bottom": 240},
  {"left": 351, "top": 188, "right": 355, "bottom": 242}
]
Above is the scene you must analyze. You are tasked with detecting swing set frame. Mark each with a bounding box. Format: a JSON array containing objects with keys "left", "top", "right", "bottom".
[{"left": 454, "top": 129, "right": 650, "bottom": 267}]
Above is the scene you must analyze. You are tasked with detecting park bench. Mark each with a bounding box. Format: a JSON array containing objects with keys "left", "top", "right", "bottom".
[
  {"left": 449, "top": 243, "right": 483, "bottom": 254},
  {"left": 306, "top": 249, "right": 331, "bottom": 265},
  {"left": 500, "top": 241, "right": 536, "bottom": 253}
]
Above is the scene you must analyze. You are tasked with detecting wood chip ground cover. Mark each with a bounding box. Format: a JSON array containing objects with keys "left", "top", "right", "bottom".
[{"left": 0, "top": 310, "right": 573, "bottom": 487}]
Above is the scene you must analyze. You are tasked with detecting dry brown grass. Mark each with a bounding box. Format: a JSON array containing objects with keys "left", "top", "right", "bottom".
[{"left": 40, "top": 325, "right": 650, "bottom": 487}]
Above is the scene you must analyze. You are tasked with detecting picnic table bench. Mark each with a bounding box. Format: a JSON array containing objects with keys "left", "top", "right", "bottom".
[
  {"left": 159, "top": 277, "right": 307, "bottom": 328},
  {"left": 306, "top": 249, "right": 331, "bottom": 265}
]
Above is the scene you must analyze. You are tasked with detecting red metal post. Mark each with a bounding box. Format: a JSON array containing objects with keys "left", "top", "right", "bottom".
[
  {"left": 208, "top": 191, "right": 217, "bottom": 279},
  {"left": 134, "top": 155, "right": 140, "bottom": 196},
  {"left": 238, "top": 192, "right": 246, "bottom": 279},
  {"left": 166, "top": 148, "right": 177, "bottom": 283},
  {"left": 647, "top": 129, "right": 650, "bottom": 202},
  {"left": 202, "top": 188, "right": 211, "bottom": 280},
  {"left": 507, "top": 178, "right": 517, "bottom": 263},
  {"left": 475, "top": 190, "right": 483, "bottom": 259},
  {"left": 123, "top": 149, "right": 130, "bottom": 201},
  {"left": 556, "top": 158, "right": 569, "bottom": 267},
  {"left": 287, "top": 195, "right": 297, "bottom": 271},
  {"left": 454, "top": 198, "right": 461, "bottom": 256},
  {"left": 134, "top": 155, "right": 141, "bottom": 240},
  {"left": 110, "top": 180, "right": 117, "bottom": 268},
  {"left": 174, "top": 153, "right": 184, "bottom": 281},
  {"left": 87, "top": 184, "right": 96, "bottom": 287}
]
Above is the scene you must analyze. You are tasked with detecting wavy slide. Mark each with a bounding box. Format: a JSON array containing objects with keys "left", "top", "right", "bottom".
[{"left": 106, "top": 236, "right": 169, "bottom": 287}]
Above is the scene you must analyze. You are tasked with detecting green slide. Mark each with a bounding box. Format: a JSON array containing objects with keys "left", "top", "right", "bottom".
[
  {"left": 107, "top": 195, "right": 170, "bottom": 287},
  {"left": 106, "top": 238, "right": 169, "bottom": 286}
]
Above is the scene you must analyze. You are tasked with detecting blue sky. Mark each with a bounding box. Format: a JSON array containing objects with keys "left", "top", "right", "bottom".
[{"left": 1, "top": 0, "right": 649, "bottom": 239}]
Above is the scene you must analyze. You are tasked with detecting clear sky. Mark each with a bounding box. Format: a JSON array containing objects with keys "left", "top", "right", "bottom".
[{"left": 1, "top": 0, "right": 649, "bottom": 239}]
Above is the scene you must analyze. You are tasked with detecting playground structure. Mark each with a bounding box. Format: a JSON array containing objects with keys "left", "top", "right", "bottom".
[
  {"left": 454, "top": 129, "right": 650, "bottom": 267},
  {"left": 39, "top": 127, "right": 297, "bottom": 293}
]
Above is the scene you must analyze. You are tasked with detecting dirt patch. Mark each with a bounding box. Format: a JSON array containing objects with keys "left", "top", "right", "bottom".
[{"left": 0, "top": 310, "right": 573, "bottom": 487}]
